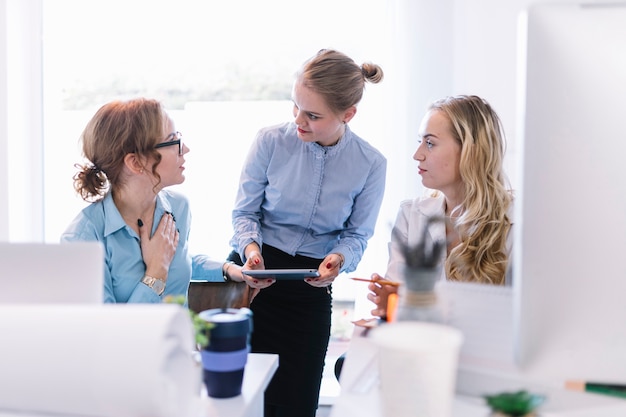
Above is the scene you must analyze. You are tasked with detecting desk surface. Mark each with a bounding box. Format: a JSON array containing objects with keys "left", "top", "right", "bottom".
[
  {"left": 0, "top": 353, "right": 278, "bottom": 417},
  {"left": 331, "top": 333, "right": 626, "bottom": 417},
  {"left": 202, "top": 353, "right": 278, "bottom": 417},
  {"left": 329, "top": 335, "right": 492, "bottom": 416}
]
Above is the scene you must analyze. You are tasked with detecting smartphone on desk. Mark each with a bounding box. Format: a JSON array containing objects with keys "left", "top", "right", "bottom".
[{"left": 241, "top": 269, "right": 320, "bottom": 280}]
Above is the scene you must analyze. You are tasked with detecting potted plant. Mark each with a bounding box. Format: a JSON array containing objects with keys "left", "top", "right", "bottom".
[
  {"left": 164, "top": 295, "right": 214, "bottom": 348},
  {"left": 484, "top": 390, "right": 546, "bottom": 416}
]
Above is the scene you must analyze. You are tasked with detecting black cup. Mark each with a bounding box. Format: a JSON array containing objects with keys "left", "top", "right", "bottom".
[{"left": 198, "top": 307, "right": 253, "bottom": 398}]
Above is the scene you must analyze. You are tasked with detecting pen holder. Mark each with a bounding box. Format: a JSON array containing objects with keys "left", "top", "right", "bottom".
[
  {"left": 197, "top": 307, "right": 253, "bottom": 398},
  {"left": 402, "top": 266, "right": 439, "bottom": 292},
  {"left": 396, "top": 266, "right": 444, "bottom": 323}
]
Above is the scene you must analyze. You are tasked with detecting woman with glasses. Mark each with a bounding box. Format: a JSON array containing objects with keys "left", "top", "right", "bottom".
[{"left": 61, "top": 98, "right": 256, "bottom": 303}]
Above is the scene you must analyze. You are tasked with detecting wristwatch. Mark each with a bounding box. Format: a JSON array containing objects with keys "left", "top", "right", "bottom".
[
  {"left": 223, "top": 261, "right": 236, "bottom": 282},
  {"left": 141, "top": 274, "right": 166, "bottom": 296}
]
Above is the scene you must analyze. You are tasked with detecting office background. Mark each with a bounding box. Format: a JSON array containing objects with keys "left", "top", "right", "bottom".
[{"left": 0, "top": 0, "right": 602, "bottom": 304}]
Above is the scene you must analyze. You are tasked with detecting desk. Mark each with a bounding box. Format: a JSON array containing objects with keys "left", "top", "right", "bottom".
[
  {"left": 0, "top": 353, "right": 278, "bottom": 417},
  {"left": 331, "top": 334, "right": 626, "bottom": 417},
  {"left": 203, "top": 353, "right": 278, "bottom": 417},
  {"left": 329, "top": 335, "right": 492, "bottom": 416}
]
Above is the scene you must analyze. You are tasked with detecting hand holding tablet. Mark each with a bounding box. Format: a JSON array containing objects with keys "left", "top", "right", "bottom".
[{"left": 241, "top": 269, "right": 320, "bottom": 280}]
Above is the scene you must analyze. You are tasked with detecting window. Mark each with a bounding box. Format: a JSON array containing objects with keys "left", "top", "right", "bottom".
[{"left": 42, "top": 0, "right": 400, "bottom": 314}]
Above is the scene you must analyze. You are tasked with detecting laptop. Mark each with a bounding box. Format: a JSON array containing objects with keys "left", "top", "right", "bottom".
[{"left": 0, "top": 241, "right": 104, "bottom": 304}]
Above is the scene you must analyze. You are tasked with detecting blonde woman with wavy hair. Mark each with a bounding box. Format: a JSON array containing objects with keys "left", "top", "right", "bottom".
[{"left": 367, "top": 95, "right": 513, "bottom": 317}]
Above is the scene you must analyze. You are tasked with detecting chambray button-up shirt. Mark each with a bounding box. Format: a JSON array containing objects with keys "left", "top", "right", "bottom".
[
  {"left": 231, "top": 122, "right": 387, "bottom": 272},
  {"left": 61, "top": 190, "right": 224, "bottom": 303}
]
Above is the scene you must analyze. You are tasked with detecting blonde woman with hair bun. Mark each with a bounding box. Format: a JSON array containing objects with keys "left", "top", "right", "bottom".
[{"left": 229, "top": 49, "right": 387, "bottom": 417}]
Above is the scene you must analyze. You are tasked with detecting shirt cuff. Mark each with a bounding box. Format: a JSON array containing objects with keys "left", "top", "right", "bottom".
[{"left": 192, "top": 255, "right": 229, "bottom": 282}]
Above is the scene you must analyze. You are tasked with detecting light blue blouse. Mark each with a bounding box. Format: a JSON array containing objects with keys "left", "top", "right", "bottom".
[
  {"left": 61, "top": 190, "right": 225, "bottom": 303},
  {"left": 231, "top": 122, "right": 387, "bottom": 272}
]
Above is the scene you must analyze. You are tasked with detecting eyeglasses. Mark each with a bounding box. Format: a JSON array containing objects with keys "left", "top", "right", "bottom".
[{"left": 154, "top": 131, "right": 183, "bottom": 155}]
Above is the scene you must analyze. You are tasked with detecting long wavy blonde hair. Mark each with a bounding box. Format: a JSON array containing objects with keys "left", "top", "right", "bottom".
[{"left": 431, "top": 95, "right": 513, "bottom": 285}]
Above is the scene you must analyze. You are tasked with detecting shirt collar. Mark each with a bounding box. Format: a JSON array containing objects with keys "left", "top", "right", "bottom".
[
  {"left": 418, "top": 192, "right": 446, "bottom": 217},
  {"left": 102, "top": 193, "right": 127, "bottom": 237},
  {"left": 307, "top": 124, "right": 352, "bottom": 156},
  {"left": 418, "top": 192, "right": 447, "bottom": 243},
  {"left": 102, "top": 191, "right": 174, "bottom": 237},
  {"left": 156, "top": 192, "right": 174, "bottom": 217}
]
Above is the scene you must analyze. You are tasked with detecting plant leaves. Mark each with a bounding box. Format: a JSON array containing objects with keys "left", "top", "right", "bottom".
[
  {"left": 163, "top": 295, "right": 214, "bottom": 348},
  {"left": 484, "top": 390, "right": 546, "bottom": 416}
]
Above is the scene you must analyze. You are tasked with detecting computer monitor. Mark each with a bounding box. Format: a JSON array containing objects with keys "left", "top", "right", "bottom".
[
  {"left": 514, "top": 2, "right": 626, "bottom": 383},
  {"left": 0, "top": 241, "right": 104, "bottom": 303}
]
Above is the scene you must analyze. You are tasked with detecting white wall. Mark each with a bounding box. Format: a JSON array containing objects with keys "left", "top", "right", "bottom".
[
  {"left": 0, "top": 0, "right": 44, "bottom": 242},
  {"left": 0, "top": 0, "right": 9, "bottom": 240},
  {"left": 451, "top": 0, "right": 537, "bottom": 189},
  {"left": 383, "top": 0, "right": 454, "bottom": 208}
]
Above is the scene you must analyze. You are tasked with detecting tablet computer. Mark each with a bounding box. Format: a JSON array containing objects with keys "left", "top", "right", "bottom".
[{"left": 241, "top": 269, "right": 320, "bottom": 280}]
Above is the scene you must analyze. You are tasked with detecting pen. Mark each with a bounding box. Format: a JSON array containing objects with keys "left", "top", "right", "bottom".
[
  {"left": 350, "top": 277, "right": 401, "bottom": 287},
  {"left": 565, "top": 381, "right": 626, "bottom": 399}
]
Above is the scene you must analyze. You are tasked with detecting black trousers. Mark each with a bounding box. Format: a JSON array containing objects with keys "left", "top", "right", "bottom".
[{"left": 229, "top": 245, "right": 332, "bottom": 417}]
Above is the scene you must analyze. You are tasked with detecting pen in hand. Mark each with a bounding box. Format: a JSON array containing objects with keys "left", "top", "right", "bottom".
[{"left": 350, "top": 277, "right": 401, "bottom": 287}]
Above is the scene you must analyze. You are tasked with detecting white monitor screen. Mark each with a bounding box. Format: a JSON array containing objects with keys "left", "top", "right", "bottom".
[
  {"left": 0, "top": 241, "right": 104, "bottom": 304},
  {"left": 514, "top": 2, "right": 626, "bottom": 383}
]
